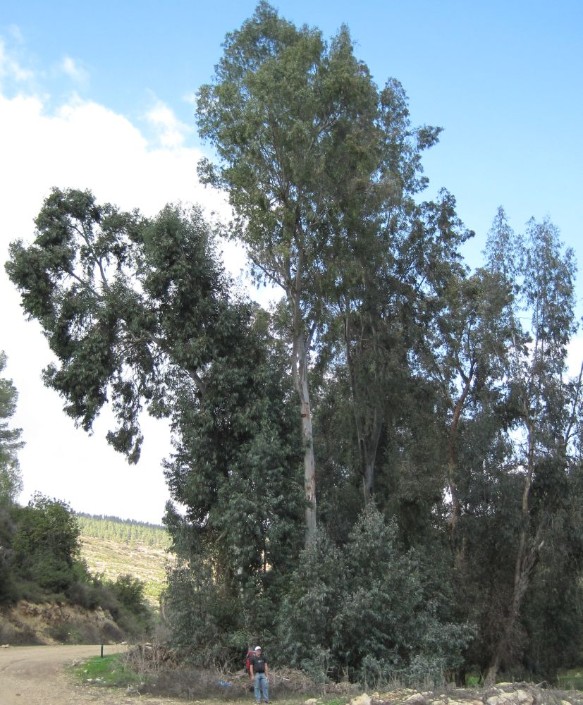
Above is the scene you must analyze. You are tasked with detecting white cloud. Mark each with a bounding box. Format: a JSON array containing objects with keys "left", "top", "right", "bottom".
[
  {"left": 0, "top": 46, "right": 243, "bottom": 523},
  {"left": 0, "top": 38, "right": 33, "bottom": 84},
  {"left": 182, "top": 91, "right": 197, "bottom": 108},
  {"left": 60, "top": 55, "right": 89, "bottom": 85},
  {"left": 145, "top": 98, "right": 191, "bottom": 149}
]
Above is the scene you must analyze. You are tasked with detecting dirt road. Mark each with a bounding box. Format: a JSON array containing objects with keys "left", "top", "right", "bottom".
[{"left": 0, "top": 644, "right": 180, "bottom": 705}]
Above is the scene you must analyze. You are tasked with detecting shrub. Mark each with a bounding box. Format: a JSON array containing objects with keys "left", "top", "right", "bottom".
[
  {"left": 277, "top": 506, "right": 474, "bottom": 686},
  {"left": 66, "top": 581, "right": 104, "bottom": 610},
  {"left": 110, "top": 574, "right": 147, "bottom": 614},
  {"left": 11, "top": 495, "right": 82, "bottom": 592},
  {"left": 277, "top": 531, "right": 345, "bottom": 673},
  {"left": 0, "top": 618, "right": 41, "bottom": 645},
  {"left": 163, "top": 560, "right": 243, "bottom": 667}
]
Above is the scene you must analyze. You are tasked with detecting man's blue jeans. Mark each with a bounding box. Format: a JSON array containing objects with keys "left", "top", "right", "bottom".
[{"left": 254, "top": 672, "right": 268, "bottom": 703}]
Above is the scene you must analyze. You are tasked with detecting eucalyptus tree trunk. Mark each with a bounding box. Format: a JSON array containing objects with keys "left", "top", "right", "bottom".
[
  {"left": 361, "top": 415, "right": 383, "bottom": 504},
  {"left": 293, "top": 329, "right": 317, "bottom": 543},
  {"left": 484, "top": 430, "right": 541, "bottom": 686},
  {"left": 343, "top": 312, "right": 387, "bottom": 505},
  {"left": 347, "top": 344, "right": 384, "bottom": 504},
  {"left": 447, "top": 364, "right": 474, "bottom": 546}
]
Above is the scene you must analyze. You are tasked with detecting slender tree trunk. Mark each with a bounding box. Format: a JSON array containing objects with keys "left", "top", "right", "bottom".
[
  {"left": 362, "top": 412, "right": 383, "bottom": 504},
  {"left": 448, "top": 364, "right": 474, "bottom": 546},
  {"left": 484, "top": 528, "right": 540, "bottom": 685},
  {"left": 484, "top": 422, "right": 540, "bottom": 686},
  {"left": 344, "top": 315, "right": 384, "bottom": 504},
  {"left": 293, "top": 328, "right": 317, "bottom": 545}
]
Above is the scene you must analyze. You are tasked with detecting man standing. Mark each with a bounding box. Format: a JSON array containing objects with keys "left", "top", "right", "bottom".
[{"left": 249, "top": 645, "right": 269, "bottom": 704}]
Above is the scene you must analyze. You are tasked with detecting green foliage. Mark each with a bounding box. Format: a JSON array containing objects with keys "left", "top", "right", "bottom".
[
  {"left": 102, "top": 574, "right": 152, "bottom": 637},
  {"left": 557, "top": 668, "right": 583, "bottom": 691},
  {"left": 278, "top": 506, "right": 473, "bottom": 684},
  {"left": 163, "top": 307, "right": 304, "bottom": 589},
  {"left": 0, "top": 496, "right": 153, "bottom": 641},
  {"left": 471, "top": 213, "right": 581, "bottom": 682},
  {"left": 0, "top": 504, "right": 17, "bottom": 601},
  {"left": 0, "top": 352, "right": 24, "bottom": 506},
  {"left": 6, "top": 191, "right": 232, "bottom": 464},
  {"left": 278, "top": 531, "right": 346, "bottom": 670},
  {"left": 195, "top": 1, "right": 454, "bottom": 540},
  {"left": 65, "top": 573, "right": 152, "bottom": 640},
  {"left": 163, "top": 561, "right": 243, "bottom": 667},
  {"left": 110, "top": 574, "right": 147, "bottom": 613},
  {"left": 11, "top": 494, "right": 83, "bottom": 592}
]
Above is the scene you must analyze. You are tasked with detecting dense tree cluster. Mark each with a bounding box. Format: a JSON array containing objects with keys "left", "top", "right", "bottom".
[{"left": 6, "top": 1, "right": 583, "bottom": 687}]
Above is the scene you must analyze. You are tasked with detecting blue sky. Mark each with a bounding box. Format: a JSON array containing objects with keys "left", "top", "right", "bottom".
[{"left": 0, "top": 0, "right": 582, "bottom": 522}]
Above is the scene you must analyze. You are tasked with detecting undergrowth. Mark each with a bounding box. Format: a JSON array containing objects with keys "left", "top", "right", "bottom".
[
  {"left": 70, "top": 653, "right": 145, "bottom": 689},
  {"left": 70, "top": 647, "right": 359, "bottom": 702},
  {"left": 71, "top": 649, "right": 583, "bottom": 702}
]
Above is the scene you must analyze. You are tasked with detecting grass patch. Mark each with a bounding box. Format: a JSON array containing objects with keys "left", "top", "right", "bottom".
[
  {"left": 464, "top": 674, "right": 481, "bottom": 687},
  {"left": 70, "top": 653, "right": 145, "bottom": 688},
  {"left": 557, "top": 668, "right": 583, "bottom": 690}
]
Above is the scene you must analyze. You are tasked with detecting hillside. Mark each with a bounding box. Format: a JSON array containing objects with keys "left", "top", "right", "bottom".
[
  {"left": 77, "top": 515, "right": 173, "bottom": 606},
  {"left": 0, "top": 515, "right": 173, "bottom": 644}
]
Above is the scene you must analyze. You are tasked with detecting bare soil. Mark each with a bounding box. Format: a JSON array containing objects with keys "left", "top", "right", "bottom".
[{"left": 0, "top": 644, "right": 185, "bottom": 705}]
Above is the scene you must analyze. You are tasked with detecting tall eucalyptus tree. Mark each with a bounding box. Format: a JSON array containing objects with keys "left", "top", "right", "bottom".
[
  {"left": 6, "top": 189, "right": 303, "bottom": 596},
  {"left": 481, "top": 212, "right": 582, "bottom": 683},
  {"left": 195, "top": 2, "right": 456, "bottom": 538}
]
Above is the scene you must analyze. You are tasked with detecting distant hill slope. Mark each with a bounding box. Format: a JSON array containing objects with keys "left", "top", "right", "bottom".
[{"left": 77, "top": 514, "right": 172, "bottom": 606}]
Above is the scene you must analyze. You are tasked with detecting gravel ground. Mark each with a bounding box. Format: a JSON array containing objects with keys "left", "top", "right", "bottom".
[{"left": 0, "top": 644, "right": 185, "bottom": 705}]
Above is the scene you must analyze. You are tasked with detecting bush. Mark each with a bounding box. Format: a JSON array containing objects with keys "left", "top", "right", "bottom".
[
  {"left": 66, "top": 581, "right": 104, "bottom": 610},
  {"left": 66, "top": 574, "right": 152, "bottom": 641},
  {"left": 0, "top": 618, "right": 41, "bottom": 645},
  {"left": 11, "top": 495, "right": 82, "bottom": 592},
  {"left": 110, "top": 574, "right": 147, "bottom": 614},
  {"left": 277, "top": 531, "right": 345, "bottom": 673},
  {"left": 277, "top": 506, "right": 474, "bottom": 686},
  {"left": 163, "top": 560, "right": 244, "bottom": 668}
]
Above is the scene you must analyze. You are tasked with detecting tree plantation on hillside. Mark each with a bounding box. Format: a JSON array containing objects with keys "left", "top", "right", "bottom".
[
  {"left": 77, "top": 514, "right": 170, "bottom": 549},
  {"left": 77, "top": 515, "right": 169, "bottom": 606},
  {"left": 5, "top": 1, "right": 583, "bottom": 688}
]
